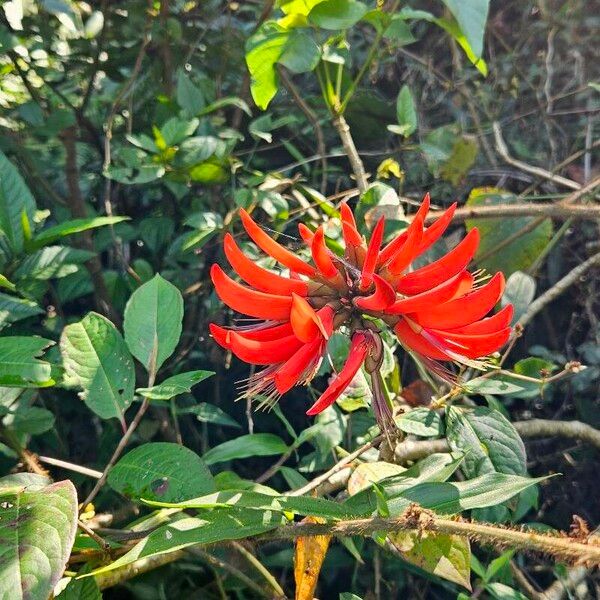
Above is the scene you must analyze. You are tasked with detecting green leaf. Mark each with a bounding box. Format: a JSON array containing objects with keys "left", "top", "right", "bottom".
[
  {"left": 0, "top": 150, "right": 37, "bottom": 253},
  {"left": 55, "top": 566, "right": 102, "bottom": 599},
  {"left": 29, "top": 216, "right": 129, "bottom": 249},
  {"left": 14, "top": 246, "right": 95, "bottom": 281},
  {"left": 486, "top": 582, "right": 529, "bottom": 600},
  {"left": 502, "top": 271, "right": 535, "bottom": 324},
  {"left": 439, "top": 137, "right": 478, "bottom": 185},
  {"left": 198, "top": 97, "right": 252, "bottom": 117},
  {"left": 0, "top": 479, "right": 78, "bottom": 600},
  {"left": 0, "top": 292, "right": 43, "bottom": 330},
  {"left": 60, "top": 312, "right": 135, "bottom": 424},
  {"left": 178, "top": 402, "right": 241, "bottom": 429},
  {"left": 465, "top": 188, "right": 553, "bottom": 276},
  {"left": 123, "top": 274, "right": 184, "bottom": 374},
  {"left": 106, "top": 164, "right": 165, "bottom": 184},
  {"left": 446, "top": 406, "right": 526, "bottom": 479},
  {"left": 203, "top": 433, "right": 288, "bottom": 465},
  {"left": 176, "top": 71, "right": 205, "bottom": 118},
  {"left": 308, "top": 0, "right": 368, "bottom": 30},
  {"left": 389, "top": 531, "right": 471, "bottom": 589},
  {"left": 397, "top": 408, "right": 444, "bottom": 437},
  {"left": 0, "top": 336, "right": 55, "bottom": 387},
  {"left": 136, "top": 370, "right": 214, "bottom": 400},
  {"left": 87, "top": 511, "right": 285, "bottom": 578},
  {"left": 159, "top": 117, "right": 199, "bottom": 146},
  {"left": 246, "top": 23, "right": 320, "bottom": 109},
  {"left": 107, "top": 442, "right": 215, "bottom": 503},
  {"left": 8, "top": 406, "right": 55, "bottom": 435},
  {"left": 394, "top": 85, "right": 417, "bottom": 137},
  {"left": 439, "top": 0, "right": 489, "bottom": 58}
]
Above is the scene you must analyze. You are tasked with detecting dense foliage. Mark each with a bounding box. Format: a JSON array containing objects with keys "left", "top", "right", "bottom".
[{"left": 0, "top": 0, "right": 598, "bottom": 598}]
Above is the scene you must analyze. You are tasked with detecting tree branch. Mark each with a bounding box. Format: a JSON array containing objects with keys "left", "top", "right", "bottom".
[{"left": 332, "top": 115, "right": 369, "bottom": 193}]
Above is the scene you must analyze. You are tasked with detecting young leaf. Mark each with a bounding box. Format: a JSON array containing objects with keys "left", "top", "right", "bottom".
[
  {"left": 136, "top": 370, "right": 214, "bottom": 400},
  {"left": 178, "top": 402, "right": 241, "bottom": 429},
  {"left": 203, "top": 433, "right": 288, "bottom": 465},
  {"left": 0, "top": 479, "right": 78, "bottom": 600},
  {"left": 308, "top": 0, "right": 368, "bottom": 30},
  {"left": 107, "top": 442, "right": 215, "bottom": 503},
  {"left": 0, "top": 336, "right": 55, "bottom": 387},
  {"left": 393, "top": 85, "right": 417, "bottom": 137},
  {"left": 123, "top": 274, "right": 184, "bottom": 374},
  {"left": 60, "top": 312, "right": 135, "bottom": 424}
]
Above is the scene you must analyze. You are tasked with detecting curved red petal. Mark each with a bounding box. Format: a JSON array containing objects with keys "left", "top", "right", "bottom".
[
  {"left": 354, "top": 273, "right": 397, "bottom": 311},
  {"left": 229, "top": 331, "right": 304, "bottom": 365},
  {"left": 439, "top": 327, "right": 512, "bottom": 358},
  {"left": 311, "top": 226, "right": 339, "bottom": 279},
  {"left": 385, "top": 213, "right": 425, "bottom": 275},
  {"left": 385, "top": 272, "right": 473, "bottom": 315},
  {"left": 418, "top": 202, "right": 457, "bottom": 253},
  {"left": 396, "top": 228, "right": 480, "bottom": 295},
  {"left": 298, "top": 223, "right": 314, "bottom": 244},
  {"left": 446, "top": 304, "right": 514, "bottom": 335},
  {"left": 274, "top": 337, "right": 325, "bottom": 394},
  {"left": 340, "top": 201, "right": 363, "bottom": 247},
  {"left": 394, "top": 320, "right": 452, "bottom": 361},
  {"left": 306, "top": 332, "right": 369, "bottom": 415},
  {"left": 209, "top": 323, "right": 231, "bottom": 349},
  {"left": 211, "top": 264, "right": 292, "bottom": 320},
  {"left": 379, "top": 193, "right": 430, "bottom": 265},
  {"left": 411, "top": 272, "right": 505, "bottom": 330},
  {"left": 224, "top": 233, "right": 308, "bottom": 296},
  {"left": 290, "top": 293, "right": 327, "bottom": 343},
  {"left": 239, "top": 208, "right": 317, "bottom": 277},
  {"left": 359, "top": 216, "right": 385, "bottom": 290}
]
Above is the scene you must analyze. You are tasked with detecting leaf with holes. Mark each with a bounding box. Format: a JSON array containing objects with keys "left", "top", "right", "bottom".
[
  {"left": 60, "top": 312, "right": 135, "bottom": 426},
  {"left": 124, "top": 274, "right": 183, "bottom": 374},
  {"left": 107, "top": 442, "right": 215, "bottom": 503},
  {"left": 0, "top": 478, "right": 78, "bottom": 600}
]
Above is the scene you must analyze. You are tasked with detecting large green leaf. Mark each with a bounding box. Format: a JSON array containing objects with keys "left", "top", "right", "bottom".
[
  {"left": 107, "top": 442, "right": 216, "bottom": 503},
  {"left": 29, "top": 216, "right": 129, "bottom": 250},
  {"left": 446, "top": 406, "right": 527, "bottom": 479},
  {"left": 60, "top": 312, "right": 135, "bottom": 424},
  {"left": 0, "top": 478, "right": 78, "bottom": 600},
  {"left": 465, "top": 188, "right": 553, "bottom": 276},
  {"left": 308, "top": 0, "right": 367, "bottom": 30},
  {"left": 0, "top": 150, "right": 37, "bottom": 253},
  {"left": 123, "top": 274, "right": 183, "bottom": 374},
  {"left": 136, "top": 370, "right": 214, "bottom": 400},
  {"left": 203, "top": 433, "right": 288, "bottom": 465},
  {"left": 439, "top": 0, "right": 489, "bottom": 58},
  {"left": 0, "top": 292, "right": 43, "bottom": 330},
  {"left": 88, "top": 511, "right": 285, "bottom": 578},
  {"left": 0, "top": 336, "right": 55, "bottom": 387},
  {"left": 246, "top": 23, "right": 320, "bottom": 109}
]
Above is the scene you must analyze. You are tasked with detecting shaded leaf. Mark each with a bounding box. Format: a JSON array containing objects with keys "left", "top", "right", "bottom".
[
  {"left": 137, "top": 370, "right": 214, "bottom": 400},
  {"left": 178, "top": 403, "right": 241, "bottom": 429},
  {"left": 203, "top": 433, "right": 288, "bottom": 465},
  {"left": 0, "top": 336, "right": 54, "bottom": 387}
]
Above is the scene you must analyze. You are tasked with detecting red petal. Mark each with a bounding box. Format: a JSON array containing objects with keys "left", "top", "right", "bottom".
[
  {"left": 394, "top": 320, "right": 452, "bottom": 361},
  {"left": 229, "top": 331, "right": 304, "bottom": 365},
  {"left": 239, "top": 208, "right": 317, "bottom": 277},
  {"left": 209, "top": 323, "right": 230, "bottom": 349},
  {"left": 385, "top": 213, "right": 425, "bottom": 275},
  {"left": 274, "top": 337, "right": 325, "bottom": 394},
  {"left": 386, "top": 272, "right": 473, "bottom": 315},
  {"left": 411, "top": 273, "right": 505, "bottom": 330},
  {"left": 311, "top": 226, "right": 339, "bottom": 279},
  {"left": 340, "top": 201, "right": 363, "bottom": 247},
  {"left": 354, "top": 273, "right": 397, "bottom": 311},
  {"left": 306, "top": 332, "right": 369, "bottom": 415},
  {"left": 439, "top": 327, "right": 511, "bottom": 358},
  {"left": 418, "top": 202, "right": 457, "bottom": 253},
  {"left": 224, "top": 233, "right": 308, "bottom": 296},
  {"left": 396, "top": 228, "right": 480, "bottom": 295},
  {"left": 379, "top": 193, "right": 430, "bottom": 265},
  {"left": 359, "top": 216, "right": 385, "bottom": 290},
  {"left": 290, "top": 293, "right": 328, "bottom": 343},
  {"left": 211, "top": 264, "right": 292, "bottom": 320},
  {"left": 298, "top": 223, "right": 314, "bottom": 244},
  {"left": 446, "top": 305, "right": 514, "bottom": 335},
  {"left": 210, "top": 321, "right": 294, "bottom": 348}
]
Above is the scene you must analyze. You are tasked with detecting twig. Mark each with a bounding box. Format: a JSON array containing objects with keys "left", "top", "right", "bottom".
[
  {"left": 78, "top": 519, "right": 110, "bottom": 552},
  {"left": 518, "top": 251, "right": 600, "bottom": 327},
  {"left": 257, "top": 508, "right": 600, "bottom": 566},
  {"left": 255, "top": 448, "right": 294, "bottom": 484},
  {"left": 38, "top": 455, "right": 102, "bottom": 479},
  {"left": 0, "top": 425, "right": 48, "bottom": 476},
  {"left": 493, "top": 122, "right": 580, "bottom": 190},
  {"left": 279, "top": 66, "right": 328, "bottom": 194},
  {"left": 287, "top": 435, "right": 382, "bottom": 497},
  {"left": 231, "top": 542, "right": 286, "bottom": 598},
  {"left": 332, "top": 115, "right": 369, "bottom": 193}
]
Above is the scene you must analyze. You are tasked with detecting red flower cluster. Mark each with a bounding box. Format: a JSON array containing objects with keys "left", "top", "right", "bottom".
[{"left": 210, "top": 195, "right": 512, "bottom": 421}]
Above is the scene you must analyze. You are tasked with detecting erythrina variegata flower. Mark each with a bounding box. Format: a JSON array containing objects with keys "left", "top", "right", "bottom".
[{"left": 210, "top": 195, "right": 512, "bottom": 430}]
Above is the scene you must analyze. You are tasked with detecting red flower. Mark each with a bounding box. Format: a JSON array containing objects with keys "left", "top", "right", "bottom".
[{"left": 210, "top": 196, "right": 512, "bottom": 420}]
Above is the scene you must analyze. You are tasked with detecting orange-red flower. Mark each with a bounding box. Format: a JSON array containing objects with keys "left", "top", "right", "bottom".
[{"left": 210, "top": 196, "right": 512, "bottom": 421}]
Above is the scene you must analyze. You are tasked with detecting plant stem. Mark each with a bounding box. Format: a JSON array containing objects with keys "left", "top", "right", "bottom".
[{"left": 332, "top": 114, "right": 369, "bottom": 193}]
